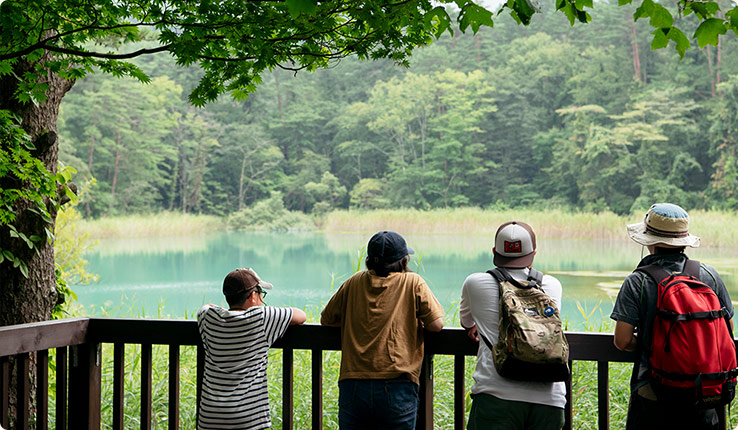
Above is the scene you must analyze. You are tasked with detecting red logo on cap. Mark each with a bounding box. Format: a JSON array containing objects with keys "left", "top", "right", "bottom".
[{"left": 504, "top": 241, "right": 522, "bottom": 253}]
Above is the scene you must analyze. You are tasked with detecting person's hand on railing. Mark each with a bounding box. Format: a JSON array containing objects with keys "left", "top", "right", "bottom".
[{"left": 465, "top": 325, "right": 479, "bottom": 342}]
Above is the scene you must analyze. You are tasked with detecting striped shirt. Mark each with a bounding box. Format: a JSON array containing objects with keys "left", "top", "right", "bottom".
[{"left": 197, "top": 305, "right": 293, "bottom": 430}]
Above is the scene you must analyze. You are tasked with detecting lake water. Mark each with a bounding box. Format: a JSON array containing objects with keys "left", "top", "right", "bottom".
[{"left": 73, "top": 232, "right": 738, "bottom": 329}]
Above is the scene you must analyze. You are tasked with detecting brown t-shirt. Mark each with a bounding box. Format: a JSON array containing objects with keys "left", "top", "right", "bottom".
[{"left": 320, "top": 270, "right": 444, "bottom": 384}]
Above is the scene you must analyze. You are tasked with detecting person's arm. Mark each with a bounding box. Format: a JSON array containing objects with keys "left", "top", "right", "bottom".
[
  {"left": 614, "top": 320, "right": 637, "bottom": 351},
  {"left": 425, "top": 317, "right": 444, "bottom": 332},
  {"left": 459, "top": 276, "right": 478, "bottom": 341},
  {"left": 290, "top": 308, "right": 307, "bottom": 325}
]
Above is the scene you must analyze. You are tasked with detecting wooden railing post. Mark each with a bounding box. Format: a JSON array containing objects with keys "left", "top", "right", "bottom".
[
  {"left": 68, "top": 343, "right": 102, "bottom": 430},
  {"left": 453, "top": 355, "right": 465, "bottom": 430},
  {"left": 1, "top": 355, "right": 8, "bottom": 429},
  {"left": 16, "top": 352, "right": 30, "bottom": 430},
  {"left": 311, "top": 349, "right": 322, "bottom": 430},
  {"left": 169, "top": 344, "right": 180, "bottom": 430},
  {"left": 56, "top": 347, "right": 67, "bottom": 430},
  {"left": 141, "top": 343, "right": 153, "bottom": 430},
  {"left": 37, "top": 350, "right": 49, "bottom": 430},
  {"left": 597, "top": 361, "right": 609, "bottom": 430},
  {"left": 282, "top": 348, "right": 294, "bottom": 430},
  {"left": 417, "top": 354, "right": 434, "bottom": 430}
]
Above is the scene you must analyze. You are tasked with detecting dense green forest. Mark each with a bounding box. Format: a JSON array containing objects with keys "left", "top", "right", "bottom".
[{"left": 58, "top": 1, "right": 738, "bottom": 219}]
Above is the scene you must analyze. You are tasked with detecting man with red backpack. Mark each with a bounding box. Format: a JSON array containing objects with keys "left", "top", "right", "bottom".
[{"left": 611, "top": 203, "right": 736, "bottom": 430}]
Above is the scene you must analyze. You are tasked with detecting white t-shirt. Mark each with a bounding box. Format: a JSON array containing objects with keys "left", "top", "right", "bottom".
[
  {"left": 459, "top": 268, "right": 566, "bottom": 408},
  {"left": 197, "top": 304, "right": 293, "bottom": 430}
]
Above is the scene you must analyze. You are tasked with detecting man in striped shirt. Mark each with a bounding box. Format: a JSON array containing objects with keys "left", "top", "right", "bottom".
[{"left": 197, "top": 268, "right": 306, "bottom": 430}]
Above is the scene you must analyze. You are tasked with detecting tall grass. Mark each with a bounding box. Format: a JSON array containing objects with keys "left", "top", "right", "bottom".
[
  {"left": 322, "top": 208, "right": 738, "bottom": 247},
  {"left": 79, "top": 208, "right": 738, "bottom": 246},
  {"left": 79, "top": 212, "right": 225, "bottom": 239}
]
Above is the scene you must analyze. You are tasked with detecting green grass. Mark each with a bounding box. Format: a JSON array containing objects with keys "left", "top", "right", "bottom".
[
  {"left": 78, "top": 208, "right": 738, "bottom": 247},
  {"left": 323, "top": 208, "right": 738, "bottom": 248},
  {"left": 78, "top": 212, "right": 225, "bottom": 239}
]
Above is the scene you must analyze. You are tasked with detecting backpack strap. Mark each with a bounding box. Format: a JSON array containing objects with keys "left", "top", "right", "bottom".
[
  {"left": 487, "top": 267, "right": 542, "bottom": 289},
  {"left": 634, "top": 264, "right": 671, "bottom": 286},
  {"left": 527, "top": 268, "right": 543, "bottom": 286},
  {"left": 683, "top": 259, "right": 700, "bottom": 278}
]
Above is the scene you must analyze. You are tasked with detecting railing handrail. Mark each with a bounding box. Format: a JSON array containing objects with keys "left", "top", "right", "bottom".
[{"left": 0, "top": 318, "right": 638, "bottom": 362}]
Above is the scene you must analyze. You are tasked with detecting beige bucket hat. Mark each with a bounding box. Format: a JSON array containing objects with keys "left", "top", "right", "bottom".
[{"left": 626, "top": 203, "right": 700, "bottom": 248}]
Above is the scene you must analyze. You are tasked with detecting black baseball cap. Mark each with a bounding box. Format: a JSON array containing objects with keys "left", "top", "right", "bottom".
[{"left": 367, "top": 231, "right": 414, "bottom": 264}]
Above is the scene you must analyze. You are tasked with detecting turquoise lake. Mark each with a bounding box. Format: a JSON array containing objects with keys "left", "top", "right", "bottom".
[{"left": 73, "top": 232, "right": 738, "bottom": 329}]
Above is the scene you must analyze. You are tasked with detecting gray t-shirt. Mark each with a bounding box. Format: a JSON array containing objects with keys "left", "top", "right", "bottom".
[{"left": 610, "top": 253, "right": 733, "bottom": 391}]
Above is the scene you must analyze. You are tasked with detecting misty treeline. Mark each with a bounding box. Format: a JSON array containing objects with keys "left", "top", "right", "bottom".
[{"left": 58, "top": 0, "right": 738, "bottom": 218}]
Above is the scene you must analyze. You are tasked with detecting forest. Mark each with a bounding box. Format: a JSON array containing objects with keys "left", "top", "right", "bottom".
[{"left": 57, "top": 0, "right": 738, "bottom": 220}]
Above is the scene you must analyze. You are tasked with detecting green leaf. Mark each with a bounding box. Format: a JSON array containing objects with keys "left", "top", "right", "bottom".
[
  {"left": 424, "top": 6, "right": 453, "bottom": 38},
  {"left": 284, "top": 0, "right": 317, "bottom": 18},
  {"left": 688, "top": 1, "right": 719, "bottom": 19},
  {"left": 460, "top": 4, "right": 495, "bottom": 32},
  {"left": 2, "top": 250, "right": 13, "bottom": 261},
  {"left": 619, "top": 0, "right": 633, "bottom": 5},
  {"left": 727, "top": 7, "right": 738, "bottom": 30},
  {"left": 19, "top": 261, "right": 28, "bottom": 278},
  {"left": 668, "top": 27, "right": 690, "bottom": 58},
  {"left": 649, "top": 3, "right": 674, "bottom": 28},
  {"left": 0, "top": 61, "right": 13, "bottom": 76},
  {"left": 634, "top": 0, "right": 654, "bottom": 22},
  {"left": 695, "top": 18, "right": 727, "bottom": 48},
  {"left": 651, "top": 28, "right": 670, "bottom": 49},
  {"left": 29, "top": 235, "right": 42, "bottom": 243}
]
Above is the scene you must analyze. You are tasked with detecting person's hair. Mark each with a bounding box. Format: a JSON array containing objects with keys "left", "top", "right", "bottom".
[
  {"left": 653, "top": 246, "right": 686, "bottom": 254},
  {"left": 225, "top": 288, "right": 258, "bottom": 308},
  {"left": 365, "top": 254, "right": 411, "bottom": 277}
]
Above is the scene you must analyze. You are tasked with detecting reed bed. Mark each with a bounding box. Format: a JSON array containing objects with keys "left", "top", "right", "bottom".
[
  {"left": 79, "top": 212, "right": 225, "bottom": 239},
  {"left": 322, "top": 208, "right": 738, "bottom": 247}
]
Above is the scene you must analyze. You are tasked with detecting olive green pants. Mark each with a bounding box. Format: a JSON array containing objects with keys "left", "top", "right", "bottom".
[{"left": 467, "top": 393, "right": 564, "bottom": 430}]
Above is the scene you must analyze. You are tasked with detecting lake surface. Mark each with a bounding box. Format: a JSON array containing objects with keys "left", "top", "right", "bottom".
[{"left": 73, "top": 232, "right": 738, "bottom": 329}]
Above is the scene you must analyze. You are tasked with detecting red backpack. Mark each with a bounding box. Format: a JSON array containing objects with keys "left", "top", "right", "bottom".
[{"left": 636, "top": 259, "right": 738, "bottom": 408}]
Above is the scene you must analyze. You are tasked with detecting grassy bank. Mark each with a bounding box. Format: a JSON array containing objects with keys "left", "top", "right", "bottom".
[
  {"left": 78, "top": 212, "right": 225, "bottom": 239},
  {"left": 76, "top": 208, "right": 738, "bottom": 247},
  {"left": 323, "top": 208, "right": 738, "bottom": 247}
]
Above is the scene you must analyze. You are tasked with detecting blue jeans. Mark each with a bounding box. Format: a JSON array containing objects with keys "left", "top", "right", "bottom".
[{"left": 338, "top": 378, "right": 419, "bottom": 430}]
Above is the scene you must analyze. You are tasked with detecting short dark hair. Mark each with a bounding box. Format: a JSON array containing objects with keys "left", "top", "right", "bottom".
[
  {"left": 366, "top": 254, "right": 411, "bottom": 277},
  {"left": 225, "top": 287, "right": 260, "bottom": 308}
]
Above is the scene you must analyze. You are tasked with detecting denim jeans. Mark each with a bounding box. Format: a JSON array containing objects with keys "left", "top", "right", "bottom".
[{"left": 338, "top": 378, "right": 419, "bottom": 430}]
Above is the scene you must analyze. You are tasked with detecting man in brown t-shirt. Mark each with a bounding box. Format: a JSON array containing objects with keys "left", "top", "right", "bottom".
[{"left": 321, "top": 231, "right": 444, "bottom": 430}]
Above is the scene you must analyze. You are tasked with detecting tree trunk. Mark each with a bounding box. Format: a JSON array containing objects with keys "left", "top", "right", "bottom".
[
  {"left": 706, "top": 46, "right": 716, "bottom": 98},
  {"left": 626, "top": 12, "right": 643, "bottom": 83},
  {"left": 0, "top": 53, "right": 75, "bottom": 427},
  {"left": 109, "top": 131, "right": 121, "bottom": 215},
  {"left": 239, "top": 151, "right": 247, "bottom": 210},
  {"left": 86, "top": 133, "right": 96, "bottom": 217}
]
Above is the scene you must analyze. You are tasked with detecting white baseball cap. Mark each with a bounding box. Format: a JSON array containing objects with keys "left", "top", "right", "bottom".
[{"left": 493, "top": 221, "right": 537, "bottom": 268}]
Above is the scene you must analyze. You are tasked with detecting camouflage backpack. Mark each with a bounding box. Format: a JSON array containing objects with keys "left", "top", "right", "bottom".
[{"left": 479, "top": 268, "right": 570, "bottom": 382}]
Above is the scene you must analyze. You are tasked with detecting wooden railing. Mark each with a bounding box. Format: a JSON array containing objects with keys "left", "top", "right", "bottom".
[{"left": 0, "top": 317, "right": 718, "bottom": 430}]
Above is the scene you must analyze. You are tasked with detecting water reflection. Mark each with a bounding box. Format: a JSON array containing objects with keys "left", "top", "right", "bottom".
[{"left": 74, "top": 232, "right": 738, "bottom": 329}]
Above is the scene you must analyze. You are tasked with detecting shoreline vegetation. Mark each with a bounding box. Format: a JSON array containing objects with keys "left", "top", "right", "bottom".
[{"left": 77, "top": 208, "right": 738, "bottom": 248}]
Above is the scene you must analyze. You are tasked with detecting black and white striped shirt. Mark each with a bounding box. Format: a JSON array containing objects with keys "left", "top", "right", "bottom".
[{"left": 197, "top": 305, "right": 293, "bottom": 430}]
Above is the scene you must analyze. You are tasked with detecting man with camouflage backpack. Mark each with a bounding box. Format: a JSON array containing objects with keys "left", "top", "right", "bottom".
[
  {"left": 612, "top": 203, "right": 736, "bottom": 430},
  {"left": 460, "top": 221, "right": 567, "bottom": 430}
]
